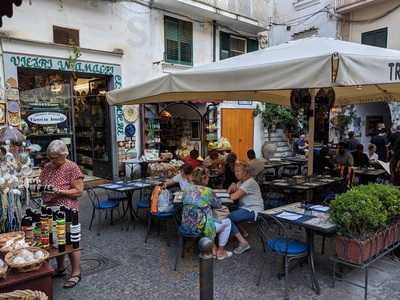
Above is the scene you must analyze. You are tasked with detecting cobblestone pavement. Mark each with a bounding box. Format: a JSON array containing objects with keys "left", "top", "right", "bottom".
[{"left": 53, "top": 190, "right": 400, "bottom": 300}]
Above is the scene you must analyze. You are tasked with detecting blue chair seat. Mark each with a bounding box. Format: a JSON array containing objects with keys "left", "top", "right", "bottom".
[
  {"left": 178, "top": 225, "right": 201, "bottom": 238},
  {"left": 137, "top": 201, "right": 150, "bottom": 209},
  {"left": 152, "top": 210, "right": 175, "bottom": 219},
  {"left": 267, "top": 238, "right": 308, "bottom": 255},
  {"left": 96, "top": 200, "right": 119, "bottom": 210}
]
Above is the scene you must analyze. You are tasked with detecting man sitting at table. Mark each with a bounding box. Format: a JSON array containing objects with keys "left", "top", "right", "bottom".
[
  {"left": 335, "top": 142, "right": 353, "bottom": 166},
  {"left": 352, "top": 144, "right": 369, "bottom": 168},
  {"left": 228, "top": 161, "right": 264, "bottom": 255},
  {"left": 184, "top": 149, "right": 202, "bottom": 169},
  {"left": 247, "top": 149, "right": 265, "bottom": 179},
  {"left": 163, "top": 164, "right": 193, "bottom": 191}
]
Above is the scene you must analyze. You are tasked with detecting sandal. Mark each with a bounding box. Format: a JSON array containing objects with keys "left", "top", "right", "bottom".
[
  {"left": 63, "top": 273, "right": 81, "bottom": 289},
  {"left": 53, "top": 268, "right": 67, "bottom": 278},
  {"left": 217, "top": 251, "right": 233, "bottom": 261}
]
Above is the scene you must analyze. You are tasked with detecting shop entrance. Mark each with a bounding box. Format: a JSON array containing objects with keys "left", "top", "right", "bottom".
[{"left": 73, "top": 76, "right": 112, "bottom": 179}]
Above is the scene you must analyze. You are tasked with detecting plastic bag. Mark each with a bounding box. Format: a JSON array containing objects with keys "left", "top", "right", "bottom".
[{"left": 157, "top": 189, "right": 174, "bottom": 213}]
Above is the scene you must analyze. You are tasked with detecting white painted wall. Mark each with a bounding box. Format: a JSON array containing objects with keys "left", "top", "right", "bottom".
[{"left": 270, "top": 0, "right": 337, "bottom": 46}]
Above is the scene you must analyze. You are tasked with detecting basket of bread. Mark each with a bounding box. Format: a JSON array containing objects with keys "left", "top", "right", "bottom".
[
  {"left": 0, "top": 232, "right": 30, "bottom": 255},
  {"left": 0, "top": 257, "right": 7, "bottom": 279},
  {"left": 5, "top": 247, "right": 49, "bottom": 273}
]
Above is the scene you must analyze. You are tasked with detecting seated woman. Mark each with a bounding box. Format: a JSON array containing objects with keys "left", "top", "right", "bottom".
[
  {"left": 368, "top": 143, "right": 379, "bottom": 162},
  {"left": 184, "top": 149, "right": 202, "bottom": 169},
  {"left": 163, "top": 164, "right": 193, "bottom": 191},
  {"left": 228, "top": 161, "right": 264, "bottom": 255},
  {"left": 223, "top": 153, "right": 237, "bottom": 189},
  {"left": 181, "top": 167, "right": 232, "bottom": 260}
]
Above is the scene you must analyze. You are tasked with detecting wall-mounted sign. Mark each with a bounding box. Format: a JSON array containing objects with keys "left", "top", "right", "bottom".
[{"left": 27, "top": 112, "right": 67, "bottom": 125}]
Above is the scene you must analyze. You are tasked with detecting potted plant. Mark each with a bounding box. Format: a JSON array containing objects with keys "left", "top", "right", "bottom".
[{"left": 330, "top": 184, "right": 400, "bottom": 264}]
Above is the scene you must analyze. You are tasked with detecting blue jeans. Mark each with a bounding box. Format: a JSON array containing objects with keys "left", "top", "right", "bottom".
[{"left": 228, "top": 208, "right": 255, "bottom": 236}]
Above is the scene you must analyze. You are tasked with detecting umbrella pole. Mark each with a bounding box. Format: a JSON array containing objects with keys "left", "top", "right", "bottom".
[{"left": 307, "top": 90, "right": 316, "bottom": 176}]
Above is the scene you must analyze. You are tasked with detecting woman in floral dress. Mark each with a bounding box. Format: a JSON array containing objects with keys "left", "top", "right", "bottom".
[{"left": 181, "top": 167, "right": 232, "bottom": 260}]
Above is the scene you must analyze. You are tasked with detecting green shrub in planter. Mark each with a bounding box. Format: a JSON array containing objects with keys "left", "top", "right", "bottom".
[
  {"left": 330, "top": 186, "right": 388, "bottom": 240},
  {"left": 359, "top": 184, "right": 400, "bottom": 222}
]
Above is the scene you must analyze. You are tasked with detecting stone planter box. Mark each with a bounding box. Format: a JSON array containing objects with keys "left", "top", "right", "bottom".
[{"left": 336, "top": 221, "right": 400, "bottom": 264}]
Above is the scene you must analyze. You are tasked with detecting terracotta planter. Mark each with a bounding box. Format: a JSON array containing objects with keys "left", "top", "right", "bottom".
[{"left": 336, "top": 235, "right": 373, "bottom": 264}]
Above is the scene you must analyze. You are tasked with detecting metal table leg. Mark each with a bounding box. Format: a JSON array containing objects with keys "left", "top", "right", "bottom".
[{"left": 307, "top": 229, "right": 320, "bottom": 294}]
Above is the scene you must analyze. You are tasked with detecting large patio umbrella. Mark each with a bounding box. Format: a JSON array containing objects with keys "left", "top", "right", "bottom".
[{"left": 107, "top": 37, "right": 400, "bottom": 174}]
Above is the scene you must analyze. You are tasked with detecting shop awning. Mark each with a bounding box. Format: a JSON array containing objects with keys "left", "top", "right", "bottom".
[
  {"left": 107, "top": 37, "right": 400, "bottom": 175},
  {"left": 107, "top": 37, "right": 400, "bottom": 106},
  {"left": 0, "top": 0, "right": 22, "bottom": 27}
]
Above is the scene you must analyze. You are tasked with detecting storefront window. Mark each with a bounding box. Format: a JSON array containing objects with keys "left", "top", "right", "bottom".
[{"left": 18, "top": 69, "right": 73, "bottom": 166}]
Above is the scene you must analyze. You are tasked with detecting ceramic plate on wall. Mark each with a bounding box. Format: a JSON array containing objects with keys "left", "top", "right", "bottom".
[
  {"left": 123, "top": 105, "right": 138, "bottom": 123},
  {"left": 125, "top": 123, "right": 136, "bottom": 138}
]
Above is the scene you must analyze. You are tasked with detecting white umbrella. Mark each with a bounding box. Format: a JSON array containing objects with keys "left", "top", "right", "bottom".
[{"left": 107, "top": 37, "right": 400, "bottom": 174}]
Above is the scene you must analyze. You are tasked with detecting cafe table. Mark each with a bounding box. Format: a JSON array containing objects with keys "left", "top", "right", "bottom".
[
  {"left": 267, "top": 176, "right": 344, "bottom": 202},
  {"left": 173, "top": 189, "right": 234, "bottom": 206},
  {"left": 264, "top": 161, "right": 295, "bottom": 177},
  {"left": 97, "top": 178, "right": 164, "bottom": 229},
  {"left": 260, "top": 202, "right": 336, "bottom": 295},
  {"left": 353, "top": 167, "right": 387, "bottom": 184}
]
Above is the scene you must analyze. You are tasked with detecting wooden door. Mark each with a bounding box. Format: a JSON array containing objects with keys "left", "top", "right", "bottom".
[{"left": 221, "top": 109, "right": 254, "bottom": 160}]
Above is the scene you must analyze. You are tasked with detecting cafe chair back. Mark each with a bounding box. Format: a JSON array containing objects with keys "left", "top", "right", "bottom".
[
  {"left": 256, "top": 214, "right": 309, "bottom": 300},
  {"left": 86, "top": 188, "right": 120, "bottom": 232}
]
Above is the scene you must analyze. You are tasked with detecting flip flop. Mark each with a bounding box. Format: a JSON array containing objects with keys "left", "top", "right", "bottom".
[{"left": 63, "top": 274, "right": 81, "bottom": 289}]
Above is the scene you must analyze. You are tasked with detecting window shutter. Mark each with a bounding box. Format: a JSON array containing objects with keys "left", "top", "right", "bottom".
[
  {"left": 165, "top": 17, "right": 179, "bottom": 62},
  {"left": 53, "top": 26, "right": 79, "bottom": 46},
  {"left": 361, "top": 28, "right": 387, "bottom": 48},
  {"left": 247, "top": 38, "right": 258, "bottom": 52},
  {"left": 220, "top": 32, "right": 230, "bottom": 60},
  {"left": 180, "top": 20, "right": 193, "bottom": 64}
]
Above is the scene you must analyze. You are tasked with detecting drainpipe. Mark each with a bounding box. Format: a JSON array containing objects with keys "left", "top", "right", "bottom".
[{"left": 212, "top": 20, "right": 216, "bottom": 62}]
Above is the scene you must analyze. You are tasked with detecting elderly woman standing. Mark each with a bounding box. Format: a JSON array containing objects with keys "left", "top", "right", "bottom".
[
  {"left": 39, "top": 140, "right": 84, "bottom": 288},
  {"left": 228, "top": 161, "right": 264, "bottom": 254}
]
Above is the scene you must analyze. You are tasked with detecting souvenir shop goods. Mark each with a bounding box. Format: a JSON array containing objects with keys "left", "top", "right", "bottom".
[
  {"left": 5, "top": 247, "right": 49, "bottom": 273},
  {"left": 123, "top": 105, "right": 138, "bottom": 123},
  {"left": 0, "top": 231, "right": 24, "bottom": 247},
  {"left": 70, "top": 209, "right": 80, "bottom": 249},
  {"left": 0, "top": 237, "right": 29, "bottom": 254},
  {"left": 0, "top": 257, "right": 7, "bottom": 279}
]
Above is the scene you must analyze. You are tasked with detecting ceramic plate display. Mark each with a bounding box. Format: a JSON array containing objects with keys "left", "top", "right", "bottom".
[
  {"left": 123, "top": 105, "right": 138, "bottom": 123},
  {"left": 0, "top": 103, "right": 5, "bottom": 124},
  {"left": 7, "top": 101, "right": 20, "bottom": 113},
  {"left": 8, "top": 112, "right": 20, "bottom": 127},
  {"left": 125, "top": 123, "right": 136, "bottom": 138}
]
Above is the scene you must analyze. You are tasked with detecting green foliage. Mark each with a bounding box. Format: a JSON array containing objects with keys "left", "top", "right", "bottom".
[
  {"left": 330, "top": 184, "right": 400, "bottom": 239},
  {"left": 255, "top": 103, "right": 302, "bottom": 136}
]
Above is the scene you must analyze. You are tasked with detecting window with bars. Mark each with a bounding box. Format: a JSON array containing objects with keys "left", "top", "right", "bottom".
[
  {"left": 164, "top": 16, "right": 193, "bottom": 65},
  {"left": 220, "top": 31, "right": 258, "bottom": 60}
]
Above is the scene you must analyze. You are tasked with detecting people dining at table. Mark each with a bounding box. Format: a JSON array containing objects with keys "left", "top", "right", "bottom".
[
  {"left": 204, "top": 149, "right": 224, "bottom": 188},
  {"left": 367, "top": 143, "right": 379, "bottom": 162},
  {"left": 183, "top": 149, "right": 202, "bottom": 169},
  {"left": 315, "top": 146, "right": 335, "bottom": 175},
  {"left": 335, "top": 142, "right": 354, "bottom": 166},
  {"left": 163, "top": 164, "right": 193, "bottom": 191},
  {"left": 181, "top": 167, "right": 233, "bottom": 260},
  {"left": 293, "top": 134, "right": 308, "bottom": 155},
  {"left": 344, "top": 131, "right": 359, "bottom": 152},
  {"left": 247, "top": 149, "right": 265, "bottom": 179},
  {"left": 352, "top": 144, "right": 369, "bottom": 168},
  {"left": 228, "top": 161, "right": 264, "bottom": 255},
  {"left": 371, "top": 125, "right": 389, "bottom": 162},
  {"left": 223, "top": 153, "right": 238, "bottom": 189}
]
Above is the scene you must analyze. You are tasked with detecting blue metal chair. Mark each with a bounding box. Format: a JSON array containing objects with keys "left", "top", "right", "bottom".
[
  {"left": 144, "top": 209, "right": 176, "bottom": 246},
  {"left": 87, "top": 188, "right": 120, "bottom": 231},
  {"left": 257, "top": 214, "right": 309, "bottom": 300},
  {"left": 174, "top": 225, "right": 202, "bottom": 271}
]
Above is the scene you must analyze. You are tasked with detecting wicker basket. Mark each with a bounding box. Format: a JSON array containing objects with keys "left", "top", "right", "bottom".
[
  {"left": 5, "top": 247, "right": 49, "bottom": 273},
  {"left": 0, "top": 232, "right": 25, "bottom": 247},
  {"left": 0, "top": 237, "right": 30, "bottom": 255},
  {"left": 0, "top": 289, "right": 48, "bottom": 300}
]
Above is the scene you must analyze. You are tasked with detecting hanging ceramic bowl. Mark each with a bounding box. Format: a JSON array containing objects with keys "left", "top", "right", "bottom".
[
  {"left": 125, "top": 123, "right": 136, "bottom": 138},
  {"left": 123, "top": 105, "right": 138, "bottom": 123}
]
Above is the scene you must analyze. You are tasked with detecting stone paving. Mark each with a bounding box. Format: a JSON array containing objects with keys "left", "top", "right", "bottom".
[{"left": 53, "top": 190, "right": 400, "bottom": 300}]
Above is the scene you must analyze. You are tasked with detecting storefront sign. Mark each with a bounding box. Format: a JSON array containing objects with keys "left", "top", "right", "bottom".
[{"left": 27, "top": 112, "right": 67, "bottom": 125}]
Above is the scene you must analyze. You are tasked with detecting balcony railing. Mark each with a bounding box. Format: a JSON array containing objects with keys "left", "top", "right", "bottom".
[{"left": 335, "top": 0, "right": 382, "bottom": 13}]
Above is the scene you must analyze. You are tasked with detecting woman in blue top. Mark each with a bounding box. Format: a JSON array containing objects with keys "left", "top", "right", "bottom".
[{"left": 182, "top": 167, "right": 232, "bottom": 260}]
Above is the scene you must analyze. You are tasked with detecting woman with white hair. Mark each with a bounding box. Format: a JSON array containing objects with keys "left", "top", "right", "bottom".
[
  {"left": 228, "top": 161, "right": 264, "bottom": 255},
  {"left": 39, "top": 139, "right": 84, "bottom": 288}
]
